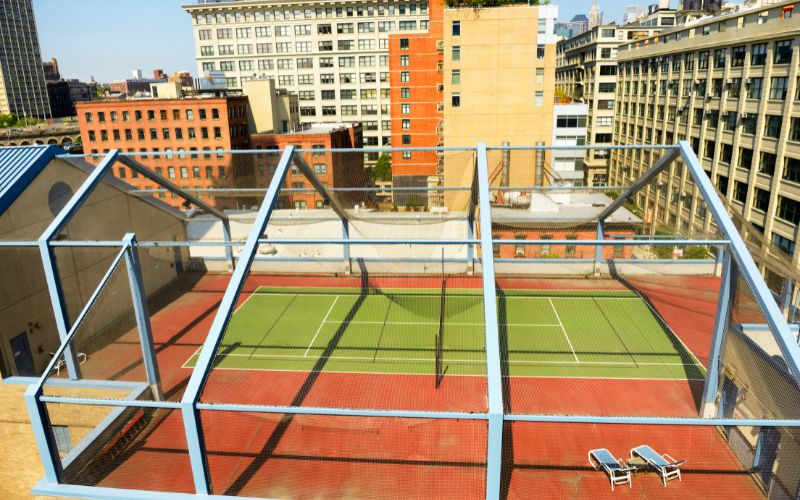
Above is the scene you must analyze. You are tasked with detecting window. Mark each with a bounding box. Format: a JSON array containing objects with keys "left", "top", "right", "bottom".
[
  {"left": 300, "top": 106, "right": 316, "bottom": 116},
  {"left": 278, "top": 75, "right": 294, "bottom": 85},
  {"left": 778, "top": 196, "right": 800, "bottom": 224},
  {"left": 760, "top": 152, "right": 777, "bottom": 175},
  {"left": 239, "top": 60, "right": 253, "bottom": 71},
  {"left": 451, "top": 69, "right": 460, "bottom": 85},
  {"left": 400, "top": 55, "right": 409, "bottom": 67},
  {"left": 731, "top": 46, "right": 745, "bottom": 67},
  {"left": 322, "top": 106, "right": 337, "bottom": 116},
  {"left": 734, "top": 181, "right": 748, "bottom": 203},
  {"left": 452, "top": 21, "right": 460, "bottom": 36},
  {"left": 766, "top": 76, "right": 790, "bottom": 103},
  {"left": 764, "top": 115, "right": 782, "bottom": 138},
  {"left": 400, "top": 38, "right": 409, "bottom": 50},
  {"left": 698, "top": 51, "right": 709, "bottom": 69},
  {"left": 747, "top": 77, "right": 763, "bottom": 99},
  {"left": 536, "top": 68, "right": 544, "bottom": 84},
  {"left": 773, "top": 233, "right": 796, "bottom": 256},
  {"left": 400, "top": 71, "right": 410, "bottom": 82},
  {"left": 534, "top": 91, "right": 544, "bottom": 107},
  {"left": 298, "top": 74, "right": 314, "bottom": 85},
  {"left": 714, "top": 49, "right": 726, "bottom": 68},
  {"left": 537, "top": 45, "right": 545, "bottom": 60},
  {"left": 774, "top": 40, "right": 793, "bottom": 64},
  {"left": 785, "top": 157, "right": 800, "bottom": 183},
  {"left": 742, "top": 115, "right": 757, "bottom": 135},
  {"left": 320, "top": 73, "right": 335, "bottom": 84},
  {"left": 739, "top": 148, "right": 753, "bottom": 170},
  {"left": 452, "top": 46, "right": 460, "bottom": 62},
  {"left": 754, "top": 188, "right": 770, "bottom": 211},
  {"left": 401, "top": 87, "right": 410, "bottom": 99},
  {"left": 314, "top": 164, "right": 327, "bottom": 175},
  {"left": 341, "top": 105, "right": 356, "bottom": 116},
  {"left": 401, "top": 103, "right": 410, "bottom": 114},
  {"left": 751, "top": 43, "right": 767, "bottom": 66}
]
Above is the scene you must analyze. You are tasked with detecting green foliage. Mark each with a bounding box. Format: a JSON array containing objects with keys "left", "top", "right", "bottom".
[
  {"left": 681, "top": 245, "right": 709, "bottom": 259},
  {"left": 0, "top": 113, "right": 41, "bottom": 128},
  {"left": 374, "top": 153, "right": 392, "bottom": 181},
  {"left": 405, "top": 198, "right": 424, "bottom": 211}
]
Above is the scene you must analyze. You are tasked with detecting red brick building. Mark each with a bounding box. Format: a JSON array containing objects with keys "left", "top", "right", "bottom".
[
  {"left": 388, "top": 0, "right": 444, "bottom": 206},
  {"left": 77, "top": 93, "right": 252, "bottom": 209},
  {"left": 251, "top": 123, "right": 367, "bottom": 210}
]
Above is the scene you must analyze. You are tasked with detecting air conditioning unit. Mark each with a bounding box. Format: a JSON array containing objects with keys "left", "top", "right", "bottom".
[
  {"left": 721, "top": 111, "right": 729, "bottom": 117},
  {"left": 436, "top": 83, "right": 444, "bottom": 92},
  {"left": 745, "top": 78, "right": 752, "bottom": 85},
  {"left": 726, "top": 78, "right": 734, "bottom": 84},
  {"left": 705, "top": 109, "right": 713, "bottom": 116},
  {"left": 741, "top": 112, "right": 750, "bottom": 119}
]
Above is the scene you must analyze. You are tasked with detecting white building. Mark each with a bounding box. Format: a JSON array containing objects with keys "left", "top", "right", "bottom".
[
  {"left": 184, "top": 0, "right": 431, "bottom": 160},
  {"left": 552, "top": 103, "right": 589, "bottom": 185}
]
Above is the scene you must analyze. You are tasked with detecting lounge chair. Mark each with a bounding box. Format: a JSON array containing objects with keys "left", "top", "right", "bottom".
[
  {"left": 629, "top": 445, "right": 685, "bottom": 486},
  {"left": 589, "top": 448, "right": 633, "bottom": 490}
]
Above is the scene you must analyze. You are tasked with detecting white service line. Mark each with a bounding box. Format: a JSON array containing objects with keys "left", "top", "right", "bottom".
[
  {"left": 549, "top": 297, "right": 579, "bottom": 363},
  {"left": 304, "top": 296, "right": 340, "bottom": 357},
  {"left": 321, "top": 320, "right": 560, "bottom": 327}
]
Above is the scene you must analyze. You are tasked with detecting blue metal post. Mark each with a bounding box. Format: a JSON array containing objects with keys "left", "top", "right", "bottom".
[
  {"left": 178, "top": 146, "right": 296, "bottom": 495},
  {"left": 701, "top": 248, "right": 732, "bottom": 417},
  {"left": 594, "top": 220, "right": 604, "bottom": 275},
  {"left": 222, "top": 219, "right": 235, "bottom": 272},
  {"left": 37, "top": 149, "right": 120, "bottom": 379},
  {"left": 678, "top": 141, "right": 800, "bottom": 379},
  {"left": 123, "top": 233, "right": 163, "bottom": 401},
  {"left": 24, "top": 384, "right": 62, "bottom": 483},
  {"left": 475, "top": 143, "right": 505, "bottom": 500},
  {"left": 342, "top": 219, "right": 351, "bottom": 274}
]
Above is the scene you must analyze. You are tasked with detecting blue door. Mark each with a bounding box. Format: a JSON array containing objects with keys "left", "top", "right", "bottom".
[
  {"left": 754, "top": 427, "right": 780, "bottom": 492},
  {"left": 718, "top": 377, "right": 739, "bottom": 438},
  {"left": 10, "top": 332, "right": 35, "bottom": 376}
]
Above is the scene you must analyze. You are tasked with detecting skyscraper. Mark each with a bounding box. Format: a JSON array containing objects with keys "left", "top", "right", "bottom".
[
  {"left": 588, "top": 2, "right": 603, "bottom": 29},
  {"left": 0, "top": 0, "right": 51, "bottom": 118}
]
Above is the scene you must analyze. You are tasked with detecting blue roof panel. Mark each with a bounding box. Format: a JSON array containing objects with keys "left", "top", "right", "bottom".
[{"left": 0, "top": 145, "right": 61, "bottom": 214}]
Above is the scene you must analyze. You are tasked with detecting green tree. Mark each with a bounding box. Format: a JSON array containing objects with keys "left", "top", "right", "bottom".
[{"left": 374, "top": 153, "right": 392, "bottom": 181}]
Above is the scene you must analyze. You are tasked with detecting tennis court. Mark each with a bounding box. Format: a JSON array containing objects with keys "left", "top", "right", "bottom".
[{"left": 185, "top": 285, "right": 706, "bottom": 382}]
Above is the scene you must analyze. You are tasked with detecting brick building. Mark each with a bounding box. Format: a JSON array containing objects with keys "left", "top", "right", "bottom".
[
  {"left": 251, "top": 123, "right": 367, "bottom": 209},
  {"left": 77, "top": 86, "right": 251, "bottom": 209},
  {"left": 388, "top": 0, "right": 444, "bottom": 206}
]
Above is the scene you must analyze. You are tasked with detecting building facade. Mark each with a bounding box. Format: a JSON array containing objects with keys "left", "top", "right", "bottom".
[
  {"left": 0, "top": 0, "right": 51, "bottom": 118},
  {"left": 388, "top": 0, "right": 443, "bottom": 206},
  {"left": 442, "top": 4, "right": 558, "bottom": 209},
  {"left": 184, "top": 0, "right": 431, "bottom": 160},
  {"left": 611, "top": 0, "right": 800, "bottom": 285},
  {"left": 552, "top": 103, "right": 588, "bottom": 185},
  {"left": 77, "top": 90, "right": 252, "bottom": 209},
  {"left": 557, "top": 23, "right": 661, "bottom": 186}
]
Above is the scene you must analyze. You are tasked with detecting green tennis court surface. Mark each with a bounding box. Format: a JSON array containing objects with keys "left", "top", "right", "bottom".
[{"left": 186, "top": 287, "right": 705, "bottom": 380}]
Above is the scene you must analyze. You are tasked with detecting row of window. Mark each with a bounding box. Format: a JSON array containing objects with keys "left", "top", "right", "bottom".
[
  {"left": 87, "top": 126, "right": 228, "bottom": 142},
  {"left": 299, "top": 88, "right": 391, "bottom": 100},
  {"left": 197, "top": 20, "right": 424, "bottom": 40},
  {"left": 620, "top": 40, "right": 794, "bottom": 75},
  {"left": 194, "top": 4, "right": 428, "bottom": 25},
  {"left": 84, "top": 107, "right": 227, "bottom": 124},
  {"left": 617, "top": 75, "right": 800, "bottom": 101},
  {"left": 299, "top": 104, "right": 390, "bottom": 117},
  {"left": 200, "top": 37, "right": 404, "bottom": 55}
]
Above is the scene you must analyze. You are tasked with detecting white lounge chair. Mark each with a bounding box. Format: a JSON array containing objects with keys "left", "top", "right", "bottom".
[
  {"left": 589, "top": 448, "right": 633, "bottom": 490},
  {"left": 630, "top": 445, "right": 685, "bottom": 486}
]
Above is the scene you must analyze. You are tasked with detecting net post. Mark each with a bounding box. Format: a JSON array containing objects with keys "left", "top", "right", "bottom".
[
  {"left": 701, "top": 247, "right": 733, "bottom": 417},
  {"left": 222, "top": 218, "right": 235, "bottom": 272},
  {"left": 342, "top": 219, "right": 352, "bottom": 275},
  {"left": 122, "top": 233, "right": 163, "bottom": 401}
]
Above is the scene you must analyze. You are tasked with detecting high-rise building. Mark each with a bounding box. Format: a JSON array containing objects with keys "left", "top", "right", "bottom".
[
  {"left": 556, "top": 23, "right": 662, "bottom": 186},
  {"left": 387, "top": 0, "right": 443, "bottom": 206},
  {"left": 442, "top": 4, "right": 559, "bottom": 208},
  {"left": 567, "top": 14, "right": 589, "bottom": 36},
  {"left": 0, "top": 0, "right": 51, "bottom": 118},
  {"left": 611, "top": 0, "right": 800, "bottom": 285},
  {"left": 588, "top": 2, "right": 603, "bottom": 29},
  {"left": 623, "top": 4, "right": 647, "bottom": 24},
  {"left": 183, "top": 0, "right": 431, "bottom": 161}
]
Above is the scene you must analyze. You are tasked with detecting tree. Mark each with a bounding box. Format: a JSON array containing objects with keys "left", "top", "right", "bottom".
[{"left": 374, "top": 153, "right": 392, "bottom": 181}]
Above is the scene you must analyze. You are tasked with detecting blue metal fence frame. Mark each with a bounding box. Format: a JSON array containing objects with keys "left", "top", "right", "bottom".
[{"left": 16, "top": 143, "right": 800, "bottom": 500}]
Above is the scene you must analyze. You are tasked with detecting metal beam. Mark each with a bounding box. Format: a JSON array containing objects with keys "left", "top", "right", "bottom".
[
  {"left": 117, "top": 155, "right": 235, "bottom": 270},
  {"left": 475, "top": 143, "right": 505, "bottom": 500},
  {"left": 38, "top": 149, "right": 120, "bottom": 379},
  {"left": 292, "top": 153, "right": 348, "bottom": 221},
  {"left": 678, "top": 141, "right": 800, "bottom": 381},
  {"left": 467, "top": 154, "right": 479, "bottom": 273},
  {"left": 701, "top": 248, "right": 732, "bottom": 417},
  {"left": 178, "top": 146, "right": 296, "bottom": 495},
  {"left": 122, "top": 233, "right": 163, "bottom": 401},
  {"left": 596, "top": 147, "right": 680, "bottom": 223}
]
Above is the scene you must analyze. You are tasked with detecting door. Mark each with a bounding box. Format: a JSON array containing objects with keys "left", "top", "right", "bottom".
[
  {"left": 10, "top": 332, "right": 35, "bottom": 376},
  {"left": 754, "top": 427, "right": 780, "bottom": 492},
  {"left": 718, "top": 377, "right": 739, "bottom": 438}
]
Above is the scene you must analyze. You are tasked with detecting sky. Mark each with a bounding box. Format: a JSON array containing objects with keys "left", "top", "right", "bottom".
[{"left": 33, "top": 0, "right": 670, "bottom": 83}]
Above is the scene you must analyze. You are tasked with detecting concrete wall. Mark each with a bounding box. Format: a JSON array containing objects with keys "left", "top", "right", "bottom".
[{"left": 0, "top": 157, "right": 189, "bottom": 376}]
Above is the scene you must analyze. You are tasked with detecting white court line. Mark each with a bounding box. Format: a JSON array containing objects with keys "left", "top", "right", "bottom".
[
  {"left": 548, "top": 298, "right": 579, "bottom": 363},
  {"left": 214, "top": 351, "right": 702, "bottom": 368},
  {"left": 304, "top": 296, "right": 339, "bottom": 357},
  {"left": 322, "top": 320, "right": 560, "bottom": 327}
]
